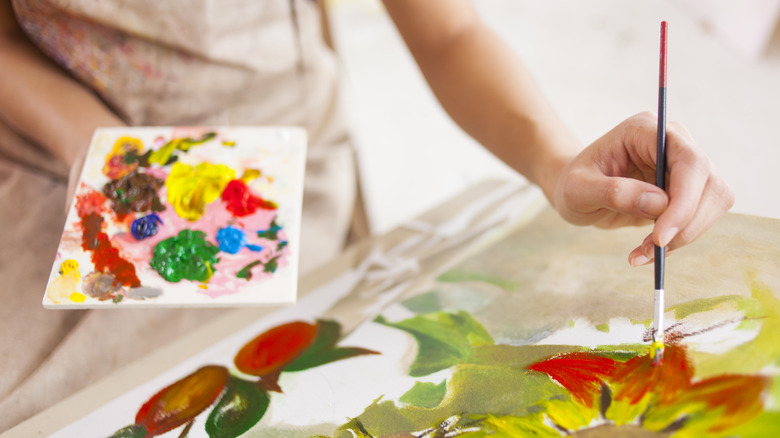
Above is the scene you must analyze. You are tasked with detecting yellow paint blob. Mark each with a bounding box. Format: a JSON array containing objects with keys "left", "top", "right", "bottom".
[
  {"left": 59, "top": 259, "right": 81, "bottom": 280},
  {"left": 149, "top": 133, "right": 215, "bottom": 165},
  {"left": 148, "top": 141, "right": 177, "bottom": 165},
  {"left": 240, "top": 169, "right": 261, "bottom": 183},
  {"left": 69, "top": 292, "right": 87, "bottom": 303},
  {"left": 204, "top": 261, "right": 213, "bottom": 282},
  {"left": 46, "top": 272, "right": 80, "bottom": 304},
  {"left": 165, "top": 162, "right": 235, "bottom": 221},
  {"left": 650, "top": 339, "right": 665, "bottom": 362},
  {"left": 110, "top": 136, "right": 143, "bottom": 155},
  {"left": 102, "top": 136, "right": 144, "bottom": 178}
]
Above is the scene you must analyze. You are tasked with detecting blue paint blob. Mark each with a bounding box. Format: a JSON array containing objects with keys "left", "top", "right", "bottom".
[
  {"left": 130, "top": 213, "right": 162, "bottom": 240},
  {"left": 246, "top": 243, "right": 264, "bottom": 252},
  {"left": 217, "top": 225, "right": 265, "bottom": 254},
  {"left": 217, "top": 225, "right": 248, "bottom": 254}
]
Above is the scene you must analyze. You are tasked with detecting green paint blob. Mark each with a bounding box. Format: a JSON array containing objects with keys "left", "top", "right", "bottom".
[
  {"left": 149, "top": 132, "right": 216, "bottom": 165},
  {"left": 338, "top": 363, "right": 566, "bottom": 437},
  {"left": 285, "top": 320, "right": 379, "bottom": 372},
  {"left": 668, "top": 294, "right": 746, "bottom": 320},
  {"left": 593, "top": 344, "right": 645, "bottom": 360},
  {"left": 236, "top": 260, "right": 262, "bottom": 280},
  {"left": 150, "top": 230, "right": 220, "bottom": 282},
  {"left": 695, "top": 279, "right": 780, "bottom": 378},
  {"left": 595, "top": 323, "right": 610, "bottom": 333},
  {"left": 400, "top": 380, "right": 447, "bottom": 408},
  {"left": 108, "top": 424, "right": 147, "bottom": 438},
  {"left": 264, "top": 256, "right": 280, "bottom": 273},
  {"left": 629, "top": 318, "right": 652, "bottom": 328},
  {"left": 726, "top": 410, "right": 780, "bottom": 438},
  {"left": 205, "top": 376, "right": 270, "bottom": 438}
]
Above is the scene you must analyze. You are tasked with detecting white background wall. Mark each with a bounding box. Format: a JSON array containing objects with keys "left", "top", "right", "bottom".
[{"left": 329, "top": 0, "right": 780, "bottom": 234}]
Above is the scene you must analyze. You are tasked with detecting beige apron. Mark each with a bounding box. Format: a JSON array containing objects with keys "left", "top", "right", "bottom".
[{"left": 0, "top": 0, "right": 356, "bottom": 430}]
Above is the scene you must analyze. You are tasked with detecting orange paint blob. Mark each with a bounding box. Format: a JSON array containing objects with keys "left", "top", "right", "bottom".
[
  {"left": 612, "top": 343, "right": 693, "bottom": 405},
  {"left": 135, "top": 365, "right": 229, "bottom": 436}
]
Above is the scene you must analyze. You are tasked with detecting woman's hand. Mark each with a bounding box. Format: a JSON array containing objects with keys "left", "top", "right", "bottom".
[{"left": 552, "top": 112, "right": 734, "bottom": 266}]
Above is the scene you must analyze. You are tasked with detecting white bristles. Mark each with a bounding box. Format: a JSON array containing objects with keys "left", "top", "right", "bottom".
[{"left": 653, "top": 288, "right": 665, "bottom": 341}]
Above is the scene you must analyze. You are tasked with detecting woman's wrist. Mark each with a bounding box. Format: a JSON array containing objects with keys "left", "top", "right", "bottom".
[{"left": 526, "top": 125, "right": 580, "bottom": 206}]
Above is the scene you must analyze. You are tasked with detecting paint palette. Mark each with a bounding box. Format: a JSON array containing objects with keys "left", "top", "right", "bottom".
[{"left": 43, "top": 126, "right": 307, "bottom": 308}]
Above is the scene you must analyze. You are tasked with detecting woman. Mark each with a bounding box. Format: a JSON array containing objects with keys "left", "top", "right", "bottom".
[{"left": 0, "top": 0, "right": 732, "bottom": 430}]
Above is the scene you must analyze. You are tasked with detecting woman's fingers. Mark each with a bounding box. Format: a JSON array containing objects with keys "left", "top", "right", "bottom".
[
  {"left": 554, "top": 113, "right": 733, "bottom": 266},
  {"left": 660, "top": 172, "right": 734, "bottom": 251},
  {"left": 560, "top": 167, "right": 668, "bottom": 228},
  {"left": 629, "top": 173, "right": 733, "bottom": 267},
  {"left": 653, "top": 122, "right": 734, "bottom": 249},
  {"left": 652, "top": 123, "right": 707, "bottom": 246}
]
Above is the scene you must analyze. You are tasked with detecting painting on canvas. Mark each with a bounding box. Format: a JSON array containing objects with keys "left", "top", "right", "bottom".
[
  {"left": 42, "top": 126, "right": 306, "bottom": 308},
  {"left": 44, "top": 209, "right": 780, "bottom": 437}
]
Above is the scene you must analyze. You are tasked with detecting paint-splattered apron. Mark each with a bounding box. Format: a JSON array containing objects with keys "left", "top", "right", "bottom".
[{"left": 0, "top": 0, "right": 356, "bottom": 430}]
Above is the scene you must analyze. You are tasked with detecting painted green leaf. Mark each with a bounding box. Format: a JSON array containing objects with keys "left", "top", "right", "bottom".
[
  {"left": 107, "top": 424, "right": 146, "bottom": 438},
  {"left": 399, "top": 380, "right": 447, "bottom": 408},
  {"left": 374, "top": 311, "right": 493, "bottom": 376},
  {"left": 236, "top": 260, "right": 261, "bottom": 280},
  {"left": 205, "top": 376, "right": 269, "bottom": 438},
  {"left": 436, "top": 269, "right": 520, "bottom": 292},
  {"left": 264, "top": 256, "right": 280, "bottom": 274},
  {"left": 335, "top": 365, "right": 566, "bottom": 438},
  {"left": 285, "top": 320, "right": 379, "bottom": 372}
]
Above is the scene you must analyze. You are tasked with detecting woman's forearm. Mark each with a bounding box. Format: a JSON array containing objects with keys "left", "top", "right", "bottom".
[
  {"left": 0, "top": 2, "right": 124, "bottom": 167},
  {"left": 383, "top": 0, "right": 581, "bottom": 202}
]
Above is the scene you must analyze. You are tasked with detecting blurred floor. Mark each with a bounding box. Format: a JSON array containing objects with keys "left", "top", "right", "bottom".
[{"left": 329, "top": 0, "right": 780, "bottom": 234}]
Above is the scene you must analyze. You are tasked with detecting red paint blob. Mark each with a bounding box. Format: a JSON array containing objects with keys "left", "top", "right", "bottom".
[
  {"left": 234, "top": 321, "right": 318, "bottom": 392},
  {"left": 76, "top": 192, "right": 141, "bottom": 287},
  {"left": 221, "top": 179, "right": 277, "bottom": 217},
  {"left": 135, "top": 365, "right": 229, "bottom": 436},
  {"left": 75, "top": 189, "right": 109, "bottom": 217},
  {"left": 528, "top": 352, "right": 617, "bottom": 407}
]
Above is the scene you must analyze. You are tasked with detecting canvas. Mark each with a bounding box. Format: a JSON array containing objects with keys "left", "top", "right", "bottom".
[
  {"left": 30, "top": 189, "right": 780, "bottom": 437},
  {"left": 42, "top": 126, "right": 306, "bottom": 308}
]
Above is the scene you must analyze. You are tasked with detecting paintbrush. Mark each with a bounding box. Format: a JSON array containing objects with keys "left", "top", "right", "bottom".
[{"left": 652, "top": 21, "right": 668, "bottom": 366}]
